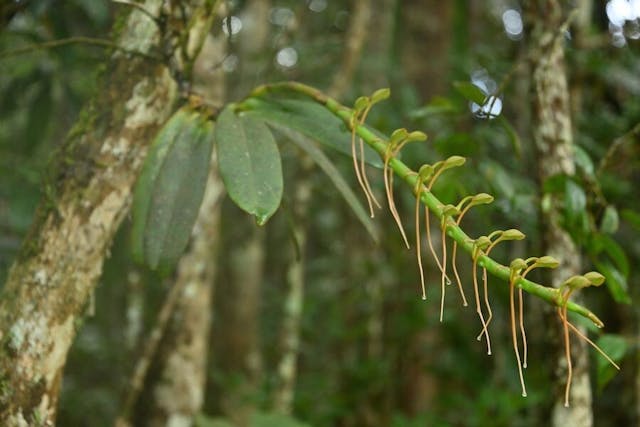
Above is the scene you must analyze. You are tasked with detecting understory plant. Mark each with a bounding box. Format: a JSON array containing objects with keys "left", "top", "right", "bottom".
[{"left": 131, "top": 81, "right": 619, "bottom": 405}]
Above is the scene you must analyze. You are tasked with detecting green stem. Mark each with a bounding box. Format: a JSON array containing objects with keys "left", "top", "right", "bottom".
[{"left": 247, "top": 81, "right": 604, "bottom": 328}]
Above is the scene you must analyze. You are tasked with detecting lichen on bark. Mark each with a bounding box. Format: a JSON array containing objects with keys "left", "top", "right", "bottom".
[
  {"left": 525, "top": 1, "right": 593, "bottom": 425},
  {"left": 0, "top": 1, "right": 215, "bottom": 425}
]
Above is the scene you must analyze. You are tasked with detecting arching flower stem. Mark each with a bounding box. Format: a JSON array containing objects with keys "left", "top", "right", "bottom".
[{"left": 247, "top": 81, "right": 606, "bottom": 329}]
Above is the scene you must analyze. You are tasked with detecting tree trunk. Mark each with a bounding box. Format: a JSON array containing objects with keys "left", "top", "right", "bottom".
[
  {"left": 327, "top": 0, "right": 372, "bottom": 98},
  {"left": 213, "top": 222, "right": 265, "bottom": 426},
  {"left": 272, "top": 158, "right": 313, "bottom": 415},
  {"left": 365, "top": 0, "right": 396, "bottom": 91},
  {"left": 400, "top": 0, "right": 453, "bottom": 101},
  {"left": 0, "top": 1, "right": 214, "bottom": 425},
  {"left": 526, "top": 1, "right": 593, "bottom": 425},
  {"left": 270, "top": 0, "right": 375, "bottom": 414},
  {"left": 138, "top": 31, "right": 227, "bottom": 426},
  {"left": 139, "top": 151, "right": 225, "bottom": 427},
  {"left": 209, "top": 2, "right": 270, "bottom": 424}
]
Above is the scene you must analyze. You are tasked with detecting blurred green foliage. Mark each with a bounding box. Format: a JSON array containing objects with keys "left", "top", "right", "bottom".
[{"left": 1, "top": 1, "right": 639, "bottom": 426}]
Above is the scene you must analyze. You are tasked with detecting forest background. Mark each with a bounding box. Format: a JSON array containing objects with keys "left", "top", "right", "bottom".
[{"left": 0, "top": 0, "right": 639, "bottom": 426}]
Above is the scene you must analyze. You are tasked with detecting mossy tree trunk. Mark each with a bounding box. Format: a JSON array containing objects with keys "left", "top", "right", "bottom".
[
  {"left": 526, "top": 1, "right": 593, "bottom": 425},
  {"left": 0, "top": 1, "right": 215, "bottom": 425}
]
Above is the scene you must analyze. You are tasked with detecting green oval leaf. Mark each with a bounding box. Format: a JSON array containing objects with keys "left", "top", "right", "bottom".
[
  {"left": 564, "top": 179, "right": 587, "bottom": 220},
  {"left": 132, "top": 108, "right": 215, "bottom": 272},
  {"left": 574, "top": 145, "right": 594, "bottom": 176},
  {"left": 131, "top": 107, "right": 193, "bottom": 265},
  {"left": 563, "top": 178, "right": 590, "bottom": 240},
  {"left": 593, "top": 260, "right": 631, "bottom": 304},
  {"left": 497, "top": 115, "right": 522, "bottom": 158},
  {"left": 620, "top": 208, "right": 640, "bottom": 231},
  {"left": 216, "top": 106, "right": 283, "bottom": 225},
  {"left": 145, "top": 116, "right": 214, "bottom": 271},
  {"left": 600, "top": 205, "right": 619, "bottom": 234},
  {"left": 453, "top": 81, "right": 487, "bottom": 105},
  {"left": 596, "top": 334, "right": 626, "bottom": 391},
  {"left": 409, "top": 96, "right": 459, "bottom": 119},
  {"left": 592, "top": 233, "right": 629, "bottom": 277}
]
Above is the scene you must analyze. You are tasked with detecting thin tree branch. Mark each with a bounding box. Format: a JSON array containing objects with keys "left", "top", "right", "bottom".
[
  {"left": 112, "top": 0, "right": 162, "bottom": 25},
  {"left": 115, "top": 277, "right": 189, "bottom": 425},
  {"left": 597, "top": 121, "right": 640, "bottom": 176},
  {"left": 0, "top": 36, "right": 162, "bottom": 61}
]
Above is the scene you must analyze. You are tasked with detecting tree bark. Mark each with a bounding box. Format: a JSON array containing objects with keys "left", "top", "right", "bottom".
[
  {"left": 0, "top": 1, "right": 214, "bottom": 425},
  {"left": 270, "top": 0, "right": 375, "bottom": 414},
  {"left": 400, "top": 0, "right": 453, "bottom": 101},
  {"left": 213, "top": 222, "right": 265, "bottom": 426},
  {"left": 327, "top": 0, "right": 372, "bottom": 98},
  {"left": 365, "top": 0, "right": 396, "bottom": 91},
  {"left": 138, "top": 31, "right": 227, "bottom": 426},
  {"left": 209, "top": 2, "right": 270, "bottom": 424},
  {"left": 526, "top": 1, "right": 593, "bottom": 425},
  {"left": 272, "top": 158, "right": 313, "bottom": 415},
  {"left": 140, "top": 152, "right": 225, "bottom": 427}
]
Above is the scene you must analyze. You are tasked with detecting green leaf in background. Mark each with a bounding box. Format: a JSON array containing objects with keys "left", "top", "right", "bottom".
[
  {"left": 25, "top": 80, "right": 52, "bottom": 152},
  {"left": 574, "top": 145, "right": 595, "bottom": 176},
  {"left": 596, "top": 334, "right": 627, "bottom": 391},
  {"left": 145, "top": 116, "right": 214, "bottom": 272},
  {"left": 241, "top": 97, "right": 383, "bottom": 168},
  {"left": 453, "top": 81, "right": 487, "bottom": 105},
  {"left": 479, "top": 160, "right": 516, "bottom": 199},
  {"left": 194, "top": 415, "right": 234, "bottom": 427},
  {"left": 131, "top": 107, "right": 214, "bottom": 272},
  {"left": 434, "top": 132, "right": 479, "bottom": 158},
  {"left": 496, "top": 115, "right": 522, "bottom": 158},
  {"left": 131, "top": 107, "right": 193, "bottom": 266},
  {"left": 216, "top": 105, "right": 283, "bottom": 225},
  {"left": 600, "top": 205, "right": 619, "bottom": 234},
  {"left": 593, "top": 260, "right": 631, "bottom": 304},
  {"left": 409, "top": 96, "right": 460, "bottom": 119},
  {"left": 592, "top": 233, "right": 630, "bottom": 277},
  {"left": 251, "top": 412, "right": 312, "bottom": 427},
  {"left": 195, "top": 412, "right": 311, "bottom": 427},
  {"left": 563, "top": 178, "right": 590, "bottom": 239},
  {"left": 620, "top": 208, "right": 640, "bottom": 231},
  {"left": 542, "top": 173, "right": 569, "bottom": 194},
  {"left": 564, "top": 179, "right": 587, "bottom": 222},
  {"left": 271, "top": 123, "right": 379, "bottom": 243}
]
